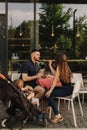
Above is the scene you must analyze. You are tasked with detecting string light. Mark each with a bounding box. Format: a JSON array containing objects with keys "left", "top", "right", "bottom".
[
  {"left": 76, "top": 26, "right": 80, "bottom": 37},
  {"left": 51, "top": 4, "right": 55, "bottom": 37},
  {"left": 51, "top": 23, "right": 54, "bottom": 37}
]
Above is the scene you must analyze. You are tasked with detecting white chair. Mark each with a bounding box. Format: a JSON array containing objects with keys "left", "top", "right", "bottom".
[
  {"left": 49, "top": 73, "right": 83, "bottom": 127},
  {"left": 72, "top": 74, "right": 87, "bottom": 104},
  {"left": 59, "top": 73, "right": 84, "bottom": 109},
  {"left": 11, "top": 73, "right": 21, "bottom": 81},
  {"left": 79, "top": 78, "right": 87, "bottom": 104}
]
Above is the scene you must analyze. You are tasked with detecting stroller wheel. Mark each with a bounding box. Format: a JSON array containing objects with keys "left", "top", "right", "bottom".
[{"left": 1, "top": 118, "right": 7, "bottom": 128}]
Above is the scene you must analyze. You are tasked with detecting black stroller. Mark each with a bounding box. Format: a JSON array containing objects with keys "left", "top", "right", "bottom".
[{"left": 0, "top": 74, "right": 47, "bottom": 128}]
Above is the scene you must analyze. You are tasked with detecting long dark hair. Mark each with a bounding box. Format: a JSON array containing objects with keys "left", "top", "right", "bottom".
[{"left": 55, "top": 52, "right": 72, "bottom": 83}]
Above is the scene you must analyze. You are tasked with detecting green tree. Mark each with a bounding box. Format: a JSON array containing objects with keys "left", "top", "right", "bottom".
[
  {"left": 8, "top": 25, "right": 16, "bottom": 38},
  {"left": 14, "top": 20, "right": 30, "bottom": 38},
  {"left": 39, "top": 4, "right": 72, "bottom": 59},
  {"left": 75, "top": 15, "right": 87, "bottom": 58}
]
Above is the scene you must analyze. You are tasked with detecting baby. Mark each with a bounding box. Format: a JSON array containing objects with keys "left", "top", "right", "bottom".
[{"left": 14, "top": 79, "right": 34, "bottom": 100}]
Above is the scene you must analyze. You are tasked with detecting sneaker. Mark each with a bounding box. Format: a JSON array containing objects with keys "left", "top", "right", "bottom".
[
  {"left": 37, "top": 114, "right": 43, "bottom": 122},
  {"left": 51, "top": 114, "right": 63, "bottom": 123}
]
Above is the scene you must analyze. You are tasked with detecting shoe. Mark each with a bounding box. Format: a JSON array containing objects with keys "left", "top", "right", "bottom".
[
  {"left": 51, "top": 114, "right": 63, "bottom": 123},
  {"left": 37, "top": 114, "right": 44, "bottom": 122}
]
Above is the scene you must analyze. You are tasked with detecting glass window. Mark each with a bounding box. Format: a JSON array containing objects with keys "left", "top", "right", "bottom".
[
  {"left": 0, "top": 2, "right": 5, "bottom": 14},
  {"left": 8, "top": 3, "right": 33, "bottom": 60}
]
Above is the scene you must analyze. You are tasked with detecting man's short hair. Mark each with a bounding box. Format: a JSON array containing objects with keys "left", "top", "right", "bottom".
[{"left": 30, "top": 49, "right": 40, "bottom": 54}]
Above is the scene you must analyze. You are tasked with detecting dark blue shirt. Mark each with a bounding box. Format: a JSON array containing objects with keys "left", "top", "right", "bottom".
[{"left": 21, "top": 59, "right": 40, "bottom": 88}]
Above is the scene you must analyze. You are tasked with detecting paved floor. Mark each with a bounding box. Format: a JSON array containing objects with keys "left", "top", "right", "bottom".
[{"left": 0, "top": 95, "right": 87, "bottom": 129}]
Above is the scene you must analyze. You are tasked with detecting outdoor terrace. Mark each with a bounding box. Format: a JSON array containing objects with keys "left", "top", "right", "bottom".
[
  {"left": 0, "top": 59, "right": 87, "bottom": 129},
  {"left": 0, "top": 81, "right": 87, "bottom": 129}
]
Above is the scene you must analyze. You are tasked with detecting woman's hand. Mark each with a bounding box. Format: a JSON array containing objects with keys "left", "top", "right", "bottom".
[
  {"left": 48, "top": 60, "right": 52, "bottom": 67},
  {"left": 48, "top": 60, "right": 55, "bottom": 76},
  {"left": 45, "top": 89, "right": 52, "bottom": 98}
]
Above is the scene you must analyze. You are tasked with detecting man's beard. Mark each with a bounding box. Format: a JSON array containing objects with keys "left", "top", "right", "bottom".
[{"left": 34, "top": 58, "right": 39, "bottom": 62}]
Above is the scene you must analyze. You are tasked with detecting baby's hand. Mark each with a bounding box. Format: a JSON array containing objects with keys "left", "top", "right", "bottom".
[{"left": 26, "top": 85, "right": 34, "bottom": 92}]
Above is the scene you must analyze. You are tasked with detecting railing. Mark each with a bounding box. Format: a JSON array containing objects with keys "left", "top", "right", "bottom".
[{"left": 8, "top": 59, "right": 87, "bottom": 78}]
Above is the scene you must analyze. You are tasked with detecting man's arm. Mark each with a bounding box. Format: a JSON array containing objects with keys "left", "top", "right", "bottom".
[{"left": 22, "top": 72, "right": 44, "bottom": 82}]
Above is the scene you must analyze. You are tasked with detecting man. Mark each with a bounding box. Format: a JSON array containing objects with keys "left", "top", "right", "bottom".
[{"left": 21, "top": 49, "right": 45, "bottom": 99}]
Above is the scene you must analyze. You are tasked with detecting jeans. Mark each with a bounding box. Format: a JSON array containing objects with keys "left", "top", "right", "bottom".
[{"left": 48, "top": 85, "right": 73, "bottom": 115}]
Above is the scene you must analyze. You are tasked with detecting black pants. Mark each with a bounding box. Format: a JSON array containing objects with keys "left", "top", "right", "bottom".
[{"left": 48, "top": 86, "right": 73, "bottom": 115}]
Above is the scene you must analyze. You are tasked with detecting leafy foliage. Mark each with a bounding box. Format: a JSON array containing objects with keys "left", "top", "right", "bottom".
[
  {"left": 39, "top": 4, "right": 73, "bottom": 59},
  {"left": 75, "top": 15, "right": 87, "bottom": 58}
]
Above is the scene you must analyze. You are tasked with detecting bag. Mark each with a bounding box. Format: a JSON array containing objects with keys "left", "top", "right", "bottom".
[{"left": 37, "top": 77, "right": 62, "bottom": 89}]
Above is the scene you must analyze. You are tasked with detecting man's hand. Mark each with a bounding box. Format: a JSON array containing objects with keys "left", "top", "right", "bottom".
[{"left": 37, "top": 71, "right": 44, "bottom": 78}]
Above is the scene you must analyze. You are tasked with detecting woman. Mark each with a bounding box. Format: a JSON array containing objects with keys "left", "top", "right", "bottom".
[{"left": 45, "top": 52, "right": 73, "bottom": 123}]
